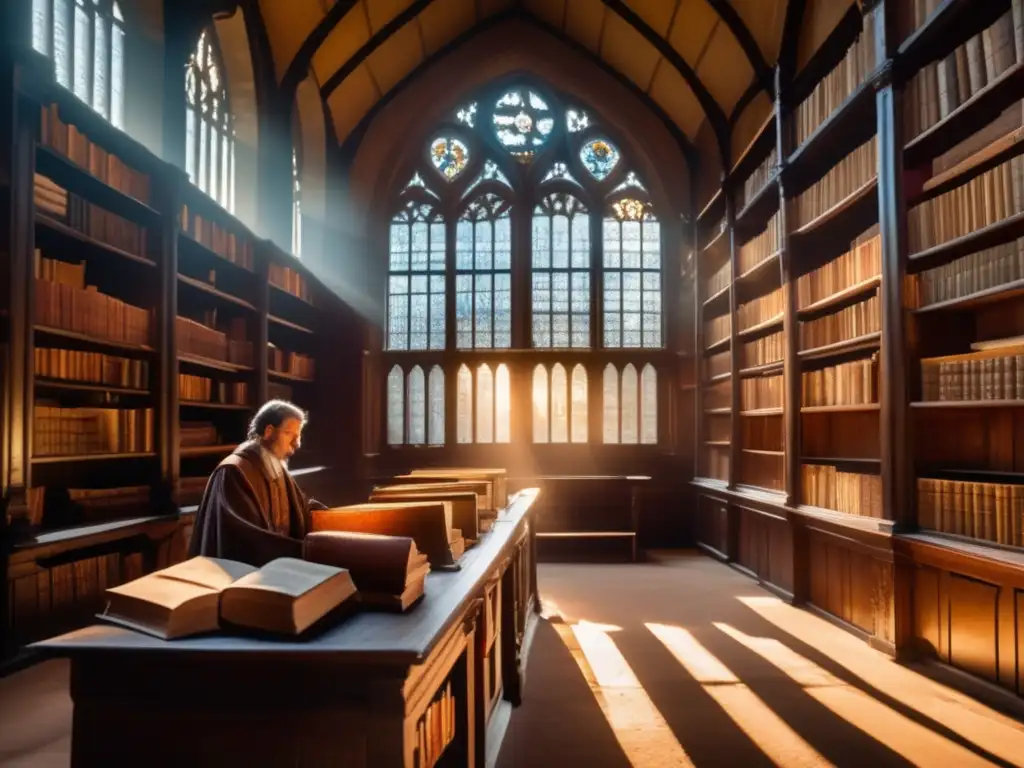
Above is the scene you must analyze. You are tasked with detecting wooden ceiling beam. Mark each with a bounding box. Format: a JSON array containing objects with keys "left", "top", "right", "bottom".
[
  {"left": 280, "top": 0, "right": 360, "bottom": 97},
  {"left": 599, "top": 0, "right": 729, "bottom": 168},
  {"left": 704, "top": 0, "right": 775, "bottom": 98},
  {"left": 320, "top": 0, "right": 440, "bottom": 98},
  {"left": 779, "top": 0, "right": 807, "bottom": 86}
]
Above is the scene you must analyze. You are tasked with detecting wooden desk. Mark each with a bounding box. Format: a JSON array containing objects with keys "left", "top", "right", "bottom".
[{"left": 34, "top": 490, "right": 541, "bottom": 767}]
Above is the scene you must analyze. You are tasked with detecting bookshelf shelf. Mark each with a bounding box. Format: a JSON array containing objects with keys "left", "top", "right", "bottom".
[
  {"left": 907, "top": 210, "right": 1024, "bottom": 273},
  {"left": 708, "top": 371, "right": 732, "bottom": 384},
  {"left": 35, "top": 145, "right": 159, "bottom": 227},
  {"left": 739, "top": 361, "right": 783, "bottom": 378},
  {"left": 736, "top": 250, "right": 781, "bottom": 285},
  {"left": 177, "top": 274, "right": 257, "bottom": 312},
  {"left": 798, "top": 332, "right": 882, "bottom": 363},
  {"left": 35, "top": 215, "right": 156, "bottom": 269},
  {"left": 734, "top": 175, "right": 780, "bottom": 237},
  {"left": 31, "top": 452, "right": 158, "bottom": 464},
  {"left": 702, "top": 284, "right": 731, "bottom": 315},
  {"left": 177, "top": 234, "right": 254, "bottom": 276},
  {"left": 742, "top": 449, "right": 783, "bottom": 456},
  {"left": 737, "top": 314, "right": 783, "bottom": 341},
  {"left": 728, "top": 111, "right": 777, "bottom": 184},
  {"left": 797, "top": 276, "right": 881, "bottom": 319},
  {"left": 897, "top": 0, "right": 1010, "bottom": 74},
  {"left": 704, "top": 337, "right": 730, "bottom": 355},
  {"left": 34, "top": 326, "right": 154, "bottom": 357},
  {"left": 791, "top": 178, "right": 878, "bottom": 240},
  {"left": 705, "top": 407, "right": 731, "bottom": 415},
  {"left": 802, "top": 456, "right": 881, "bottom": 467},
  {"left": 269, "top": 315, "right": 314, "bottom": 334},
  {"left": 912, "top": 126, "right": 1024, "bottom": 206},
  {"left": 705, "top": 441, "right": 730, "bottom": 448},
  {"left": 800, "top": 404, "right": 880, "bottom": 413},
  {"left": 702, "top": 228, "right": 728, "bottom": 254},
  {"left": 180, "top": 444, "right": 239, "bottom": 458},
  {"left": 268, "top": 370, "right": 315, "bottom": 384},
  {"left": 697, "top": 188, "right": 724, "bottom": 223},
  {"left": 905, "top": 63, "right": 1024, "bottom": 168},
  {"left": 910, "top": 400, "right": 1024, "bottom": 409},
  {"left": 741, "top": 408, "right": 783, "bottom": 416},
  {"left": 180, "top": 401, "right": 252, "bottom": 411},
  {"left": 177, "top": 353, "right": 254, "bottom": 374},
  {"left": 35, "top": 379, "right": 149, "bottom": 397}
]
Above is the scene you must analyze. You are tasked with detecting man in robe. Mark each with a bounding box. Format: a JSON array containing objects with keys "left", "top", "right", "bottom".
[{"left": 189, "top": 399, "right": 327, "bottom": 565}]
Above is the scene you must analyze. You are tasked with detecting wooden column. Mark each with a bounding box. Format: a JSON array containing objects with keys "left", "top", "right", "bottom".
[
  {"left": 253, "top": 244, "right": 271, "bottom": 408},
  {"left": 873, "top": 2, "right": 910, "bottom": 531},
  {"left": 691, "top": 178, "right": 703, "bottom": 478},
  {"left": 725, "top": 185, "right": 740, "bottom": 489}
]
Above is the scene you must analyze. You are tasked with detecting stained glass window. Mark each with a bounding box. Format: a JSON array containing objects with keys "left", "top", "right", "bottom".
[
  {"left": 611, "top": 171, "right": 647, "bottom": 195},
  {"left": 292, "top": 147, "right": 302, "bottom": 257},
  {"left": 532, "top": 193, "right": 590, "bottom": 348},
  {"left": 567, "top": 108, "right": 590, "bottom": 133},
  {"left": 430, "top": 136, "right": 469, "bottom": 181},
  {"left": 602, "top": 363, "right": 657, "bottom": 445},
  {"left": 532, "top": 365, "right": 549, "bottom": 443},
  {"left": 493, "top": 87, "right": 554, "bottom": 163},
  {"left": 385, "top": 364, "right": 445, "bottom": 446},
  {"left": 457, "top": 363, "right": 510, "bottom": 443},
  {"left": 604, "top": 198, "right": 662, "bottom": 348},
  {"left": 387, "top": 365, "right": 404, "bottom": 445},
  {"left": 580, "top": 138, "right": 620, "bottom": 180},
  {"left": 186, "top": 30, "right": 235, "bottom": 211},
  {"left": 388, "top": 200, "right": 446, "bottom": 351},
  {"left": 542, "top": 162, "right": 581, "bottom": 186},
  {"left": 640, "top": 364, "right": 657, "bottom": 444},
  {"left": 457, "top": 194, "right": 512, "bottom": 349},
  {"left": 464, "top": 159, "right": 513, "bottom": 196},
  {"left": 571, "top": 364, "right": 588, "bottom": 442},
  {"left": 33, "top": 0, "right": 125, "bottom": 128},
  {"left": 533, "top": 363, "right": 588, "bottom": 443},
  {"left": 456, "top": 102, "right": 477, "bottom": 128},
  {"left": 428, "top": 366, "right": 445, "bottom": 445},
  {"left": 603, "top": 364, "right": 619, "bottom": 443}
]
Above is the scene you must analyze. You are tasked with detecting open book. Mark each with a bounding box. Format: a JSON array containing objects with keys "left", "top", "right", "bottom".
[
  {"left": 303, "top": 531, "right": 430, "bottom": 611},
  {"left": 370, "top": 486, "right": 480, "bottom": 539},
  {"left": 99, "top": 556, "right": 357, "bottom": 640},
  {"left": 310, "top": 501, "right": 465, "bottom": 567}
]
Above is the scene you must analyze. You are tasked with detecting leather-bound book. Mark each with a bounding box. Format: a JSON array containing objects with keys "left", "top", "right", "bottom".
[
  {"left": 408, "top": 467, "right": 508, "bottom": 510},
  {"left": 303, "top": 531, "right": 430, "bottom": 612},
  {"left": 369, "top": 488, "right": 480, "bottom": 539},
  {"left": 310, "top": 501, "right": 465, "bottom": 568},
  {"left": 99, "top": 556, "right": 356, "bottom": 639},
  {"left": 377, "top": 479, "right": 494, "bottom": 520}
]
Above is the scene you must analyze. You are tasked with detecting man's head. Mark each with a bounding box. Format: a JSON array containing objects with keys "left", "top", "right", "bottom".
[{"left": 247, "top": 400, "right": 307, "bottom": 462}]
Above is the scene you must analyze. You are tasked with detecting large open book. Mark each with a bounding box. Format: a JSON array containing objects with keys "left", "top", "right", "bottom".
[
  {"left": 310, "top": 501, "right": 465, "bottom": 568},
  {"left": 370, "top": 486, "right": 480, "bottom": 539},
  {"left": 303, "top": 531, "right": 430, "bottom": 611},
  {"left": 99, "top": 556, "right": 356, "bottom": 640}
]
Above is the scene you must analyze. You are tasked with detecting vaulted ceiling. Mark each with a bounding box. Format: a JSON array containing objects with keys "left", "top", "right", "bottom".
[{"left": 255, "top": 0, "right": 811, "bottom": 154}]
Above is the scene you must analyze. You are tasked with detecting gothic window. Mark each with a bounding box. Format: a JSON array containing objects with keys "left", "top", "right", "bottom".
[
  {"left": 388, "top": 199, "right": 445, "bottom": 351},
  {"left": 382, "top": 79, "right": 667, "bottom": 450},
  {"left": 457, "top": 194, "right": 512, "bottom": 349},
  {"left": 603, "top": 198, "right": 662, "bottom": 348},
  {"left": 33, "top": 0, "right": 125, "bottom": 128},
  {"left": 185, "top": 29, "right": 234, "bottom": 212},
  {"left": 292, "top": 147, "right": 302, "bottom": 256},
  {"left": 532, "top": 193, "right": 590, "bottom": 348}
]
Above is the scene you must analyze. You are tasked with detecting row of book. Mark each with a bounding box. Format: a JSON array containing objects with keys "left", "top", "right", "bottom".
[
  {"left": 704, "top": 316, "right": 731, "bottom": 348},
  {"left": 35, "top": 175, "right": 148, "bottom": 259},
  {"left": 792, "top": 137, "right": 877, "bottom": 227},
  {"left": 799, "top": 292, "right": 880, "bottom": 350},
  {"left": 920, "top": 350, "right": 1024, "bottom": 402},
  {"left": 915, "top": 237, "right": 1024, "bottom": 307},
  {"left": 738, "top": 286, "right": 783, "bottom": 332},
  {"left": 180, "top": 205, "right": 254, "bottom": 270},
  {"left": 737, "top": 211, "right": 781, "bottom": 275},
  {"left": 180, "top": 422, "right": 222, "bottom": 449},
  {"left": 39, "top": 104, "right": 151, "bottom": 204},
  {"left": 742, "top": 331, "right": 783, "bottom": 369},
  {"left": 35, "top": 276, "right": 151, "bottom": 349},
  {"left": 917, "top": 477, "right": 1022, "bottom": 546},
  {"left": 903, "top": 4, "right": 1019, "bottom": 142},
  {"left": 705, "top": 260, "right": 731, "bottom": 300},
  {"left": 703, "top": 216, "right": 727, "bottom": 250},
  {"left": 268, "top": 382, "right": 295, "bottom": 402},
  {"left": 908, "top": 153, "right": 1023, "bottom": 254},
  {"left": 802, "top": 464, "right": 882, "bottom": 518},
  {"left": 177, "top": 316, "right": 253, "bottom": 367},
  {"left": 179, "top": 374, "right": 249, "bottom": 406},
  {"left": 801, "top": 355, "right": 878, "bottom": 407},
  {"left": 741, "top": 375, "right": 783, "bottom": 411},
  {"left": 795, "top": 230, "right": 881, "bottom": 309},
  {"left": 417, "top": 682, "right": 456, "bottom": 768},
  {"left": 738, "top": 147, "right": 778, "bottom": 211},
  {"left": 268, "top": 346, "right": 315, "bottom": 379},
  {"left": 269, "top": 263, "right": 312, "bottom": 303},
  {"left": 707, "top": 351, "right": 730, "bottom": 379},
  {"left": 35, "top": 348, "right": 149, "bottom": 390},
  {"left": 33, "top": 405, "right": 154, "bottom": 457},
  {"left": 793, "top": 7, "right": 878, "bottom": 148}
]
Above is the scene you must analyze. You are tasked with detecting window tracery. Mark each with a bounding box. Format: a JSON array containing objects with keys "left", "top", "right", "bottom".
[{"left": 185, "top": 29, "right": 235, "bottom": 211}]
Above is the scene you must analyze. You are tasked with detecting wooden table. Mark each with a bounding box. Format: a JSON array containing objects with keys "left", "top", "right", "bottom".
[{"left": 34, "top": 489, "right": 541, "bottom": 768}]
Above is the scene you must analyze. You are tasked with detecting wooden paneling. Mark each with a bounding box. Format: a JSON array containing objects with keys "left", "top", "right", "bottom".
[
  {"left": 696, "top": 493, "right": 730, "bottom": 558},
  {"left": 949, "top": 575, "right": 999, "bottom": 683},
  {"left": 735, "top": 505, "right": 794, "bottom": 595}
]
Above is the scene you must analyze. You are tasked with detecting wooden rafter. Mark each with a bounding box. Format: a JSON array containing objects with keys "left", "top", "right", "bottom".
[
  {"left": 280, "top": 0, "right": 360, "bottom": 97},
  {"left": 779, "top": 0, "right": 807, "bottom": 86},
  {"left": 705, "top": 0, "right": 774, "bottom": 97}
]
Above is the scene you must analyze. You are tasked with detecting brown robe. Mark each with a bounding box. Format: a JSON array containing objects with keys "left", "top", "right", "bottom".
[{"left": 188, "top": 440, "right": 323, "bottom": 566}]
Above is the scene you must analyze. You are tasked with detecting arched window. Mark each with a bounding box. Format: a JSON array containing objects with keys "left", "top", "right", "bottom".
[
  {"left": 292, "top": 147, "right": 302, "bottom": 256},
  {"left": 385, "top": 364, "right": 445, "bottom": 446},
  {"left": 33, "top": 0, "right": 126, "bottom": 128},
  {"left": 185, "top": 29, "right": 234, "bottom": 212},
  {"left": 381, "top": 79, "right": 667, "bottom": 450}
]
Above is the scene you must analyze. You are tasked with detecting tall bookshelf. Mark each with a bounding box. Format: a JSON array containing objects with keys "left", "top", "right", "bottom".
[
  {"left": 0, "top": 50, "right": 345, "bottom": 665},
  {"left": 694, "top": 0, "right": 1024, "bottom": 694}
]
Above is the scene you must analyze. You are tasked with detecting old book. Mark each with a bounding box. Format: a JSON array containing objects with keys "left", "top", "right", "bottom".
[
  {"left": 388, "top": 478, "right": 494, "bottom": 514},
  {"left": 99, "top": 556, "right": 356, "bottom": 640},
  {"left": 408, "top": 467, "right": 509, "bottom": 509},
  {"left": 303, "top": 530, "right": 430, "bottom": 611},
  {"left": 370, "top": 487, "right": 480, "bottom": 539},
  {"left": 311, "top": 501, "right": 465, "bottom": 568}
]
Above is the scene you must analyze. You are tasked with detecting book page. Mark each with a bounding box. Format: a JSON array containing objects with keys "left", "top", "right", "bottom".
[
  {"left": 106, "top": 572, "right": 219, "bottom": 610},
  {"left": 157, "top": 556, "right": 257, "bottom": 591},
  {"left": 230, "top": 557, "right": 343, "bottom": 598}
]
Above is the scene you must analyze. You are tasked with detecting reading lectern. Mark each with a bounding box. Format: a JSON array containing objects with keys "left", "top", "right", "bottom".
[{"left": 36, "top": 490, "right": 540, "bottom": 767}]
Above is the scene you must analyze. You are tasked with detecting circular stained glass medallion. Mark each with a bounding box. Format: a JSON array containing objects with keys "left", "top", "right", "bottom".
[
  {"left": 492, "top": 88, "right": 553, "bottom": 161},
  {"left": 429, "top": 137, "right": 470, "bottom": 181},
  {"left": 580, "top": 138, "right": 620, "bottom": 181}
]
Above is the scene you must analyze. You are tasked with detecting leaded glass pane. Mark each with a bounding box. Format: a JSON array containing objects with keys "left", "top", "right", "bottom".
[
  {"left": 495, "top": 365, "right": 510, "bottom": 443},
  {"left": 532, "top": 365, "right": 548, "bottom": 443},
  {"left": 494, "top": 215, "right": 511, "bottom": 271},
  {"left": 603, "top": 208, "right": 662, "bottom": 349},
  {"left": 474, "top": 273, "right": 492, "bottom": 347},
  {"left": 493, "top": 88, "right": 551, "bottom": 158},
  {"left": 185, "top": 107, "right": 196, "bottom": 184},
  {"left": 457, "top": 365, "right": 472, "bottom": 443},
  {"left": 429, "top": 137, "right": 469, "bottom": 180},
  {"left": 198, "top": 119, "right": 208, "bottom": 196},
  {"left": 476, "top": 365, "right": 494, "bottom": 443},
  {"left": 390, "top": 224, "right": 409, "bottom": 270},
  {"left": 494, "top": 273, "right": 511, "bottom": 349},
  {"left": 111, "top": 23, "right": 124, "bottom": 128},
  {"left": 621, "top": 364, "right": 638, "bottom": 444},
  {"left": 92, "top": 15, "right": 108, "bottom": 117},
  {"left": 551, "top": 364, "right": 568, "bottom": 443},
  {"left": 456, "top": 220, "right": 474, "bottom": 270},
  {"left": 387, "top": 275, "right": 409, "bottom": 351},
  {"left": 54, "top": 0, "right": 71, "bottom": 87},
  {"left": 532, "top": 216, "right": 550, "bottom": 268},
  {"left": 408, "top": 367, "right": 426, "bottom": 444},
  {"left": 603, "top": 364, "right": 618, "bottom": 443},
  {"left": 33, "top": 0, "right": 50, "bottom": 55},
  {"left": 73, "top": 4, "right": 90, "bottom": 101},
  {"left": 474, "top": 220, "right": 492, "bottom": 271},
  {"left": 456, "top": 275, "right": 473, "bottom": 349},
  {"left": 580, "top": 138, "right": 619, "bottom": 180},
  {"left": 387, "top": 366, "right": 404, "bottom": 445},
  {"left": 571, "top": 365, "right": 588, "bottom": 443},
  {"left": 430, "top": 275, "right": 445, "bottom": 350},
  {"left": 428, "top": 366, "right": 445, "bottom": 445},
  {"left": 641, "top": 364, "right": 657, "bottom": 444},
  {"left": 409, "top": 280, "right": 429, "bottom": 351},
  {"left": 210, "top": 128, "right": 220, "bottom": 206},
  {"left": 430, "top": 222, "right": 445, "bottom": 271},
  {"left": 643, "top": 220, "right": 661, "bottom": 269}
]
